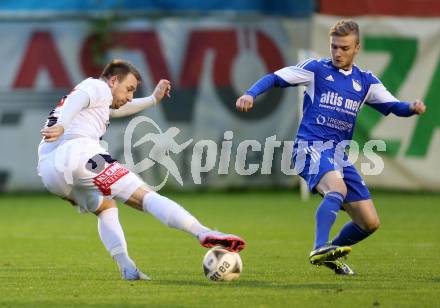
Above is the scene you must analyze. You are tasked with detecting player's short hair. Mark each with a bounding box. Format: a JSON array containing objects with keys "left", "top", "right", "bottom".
[
  {"left": 329, "top": 20, "right": 360, "bottom": 44},
  {"left": 100, "top": 59, "right": 142, "bottom": 83}
]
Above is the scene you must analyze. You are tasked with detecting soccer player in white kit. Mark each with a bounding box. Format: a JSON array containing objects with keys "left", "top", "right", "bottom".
[{"left": 37, "top": 59, "right": 245, "bottom": 280}]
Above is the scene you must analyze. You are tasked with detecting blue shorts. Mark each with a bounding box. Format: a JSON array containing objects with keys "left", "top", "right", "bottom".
[{"left": 292, "top": 142, "right": 371, "bottom": 203}]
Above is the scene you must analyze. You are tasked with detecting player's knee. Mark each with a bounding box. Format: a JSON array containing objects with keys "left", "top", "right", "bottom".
[
  {"left": 94, "top": 199, "right": 117, "bottom": 215},
  {"left": 364, "top": 218, "right": 380, "bottom": 233},
  {"left": 123, "top": 186, "right": 151, "bottom": 210}
]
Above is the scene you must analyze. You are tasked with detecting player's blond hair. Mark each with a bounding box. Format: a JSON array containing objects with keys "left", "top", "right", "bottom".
[
  {"left": 329, "top": 20, "right": 360, "bottom": 44},
  {"left": 100, "top": 59, "right": 142, "bottom": 83}
]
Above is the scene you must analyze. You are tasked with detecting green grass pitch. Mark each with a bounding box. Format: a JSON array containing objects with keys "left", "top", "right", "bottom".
[{"left": 0, "top": 191, "right": 439, "bottom": 307}]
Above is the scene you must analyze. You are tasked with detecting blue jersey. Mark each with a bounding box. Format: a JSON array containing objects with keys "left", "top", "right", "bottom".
[
  {"left": 245, "top": 58, "right": 415, "bottom": 197},
  {"left": 275, "top": 58, "right": 402, "bottom": 142},
  {"left": 246, "top": 58, "right": 414, "bottom": 143}
]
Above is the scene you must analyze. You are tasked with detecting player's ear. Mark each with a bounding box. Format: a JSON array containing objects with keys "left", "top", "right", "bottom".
[
  {"left": 354, "top": 42, "right": 360, "bottom": 55},
  {"left": 108, "top": 75, "right": 118, "bottom": 88}
]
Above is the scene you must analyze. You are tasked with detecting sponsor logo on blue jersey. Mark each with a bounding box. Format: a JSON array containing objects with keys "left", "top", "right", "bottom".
[
  {"left": 319, "top": 91, "right": 361, "bottom": 115},
  {"left": 315, "top": 115, "right": 353, "bottom": 132}
]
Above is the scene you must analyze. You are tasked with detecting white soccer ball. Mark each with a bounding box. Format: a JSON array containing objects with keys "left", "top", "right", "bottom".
[{"left": 203, "top": 246, "right": 243, "bottom": 282}]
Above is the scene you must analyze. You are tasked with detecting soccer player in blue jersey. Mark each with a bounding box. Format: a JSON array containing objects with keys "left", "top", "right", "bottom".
[{"left": 235, "top": 20, "right": 426, "bottom": 275}]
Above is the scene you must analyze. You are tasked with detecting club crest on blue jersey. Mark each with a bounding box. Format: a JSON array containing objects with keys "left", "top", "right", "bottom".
[{"left": 352, "top": 79, "right": 362, "bottom": 92}]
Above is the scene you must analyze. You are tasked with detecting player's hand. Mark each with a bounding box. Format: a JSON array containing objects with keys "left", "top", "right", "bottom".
[
  {"left": 236, "top": 94, "right": 254, "bottom": 112},
  {"left": 152, "top": 79, "right": 171, "bottom": 104},
  {"left": 411, "top": 99, "right": 426, "bottom": 115},
  {"left": 41, "top": 124, "right": 64, "bottom": 142}
]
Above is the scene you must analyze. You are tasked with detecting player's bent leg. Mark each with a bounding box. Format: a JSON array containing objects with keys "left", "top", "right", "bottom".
[
  {"left": 44, "top": 150, "right": 151, "bottom": 280},
  {"left": 121, "top": 186, "right": 246, "bottom": 252},
  {"left": 94, "top": 199, "right": 150, "bottom": 281},
  {"left": 124, "top": 186, "right": 210, "bottom": 235},
  {"left": 307, "top": 171, "right": 353, "bottom": 272},
  {"left": 313, "top": 171, "right": 347, "bottom": 250},
  {"left": 86, "top": 153, "right": 239, "bottom": 251},
  {"left": 332, "top": 199, "right": 379, "bottom": 247}
]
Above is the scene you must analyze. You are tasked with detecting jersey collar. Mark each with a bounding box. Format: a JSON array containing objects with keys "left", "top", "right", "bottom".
[
  {"left": 338, "top": 68, "right": 352, "bottom": 76},
  {"left": 328, "top": 60, "right": 355, "bottom": 76}
]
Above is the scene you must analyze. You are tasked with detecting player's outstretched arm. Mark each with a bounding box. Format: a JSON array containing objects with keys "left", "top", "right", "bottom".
[
  {"left": 365, "top": 82, "right": 427, "bottom": 117},
  {"left": 235, "top": 72, "right": 293, "bottom": 113},
  {"left": 386, "top": 99, "right": 427, "bottom": 117},
  {"left": 110, "top": 79, "right": 171, "bottom": 118}
]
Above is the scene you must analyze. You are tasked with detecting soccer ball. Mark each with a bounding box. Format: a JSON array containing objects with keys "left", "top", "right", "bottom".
[{"left": 202, "top": 246, "right": 242, "bottom": 282}]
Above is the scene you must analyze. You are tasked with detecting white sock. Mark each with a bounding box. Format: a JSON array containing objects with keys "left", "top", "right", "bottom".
[
  {"left": 142, "top": 192, "right": 210, "bottom": 237},
  {"left": 97, "top": 207, "right": 135, "bottom": 271}
]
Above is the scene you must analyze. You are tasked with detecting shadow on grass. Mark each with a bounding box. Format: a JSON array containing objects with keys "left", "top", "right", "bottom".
[
  {"left": 154, "top": 279, "right": 345, "bottom": 291},
  {"left": 0, "top": 302, "right": 150, "bottom": 308}
]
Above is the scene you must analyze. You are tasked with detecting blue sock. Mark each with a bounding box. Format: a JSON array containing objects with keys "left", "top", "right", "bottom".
[
  {"left": 332, "top": 221, "right": 372, "bottom": 246},
  {"left": 314, "top": 191, "right": 344, "bottom": 249}
]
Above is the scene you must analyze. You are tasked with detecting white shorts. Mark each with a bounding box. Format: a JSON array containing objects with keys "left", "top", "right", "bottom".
[{"left": 37, "top": 137, "right": 144, "bottom": 213}]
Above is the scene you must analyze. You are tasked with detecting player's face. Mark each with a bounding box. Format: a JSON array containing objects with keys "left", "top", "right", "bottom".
[
  {"left": 110, "top": 73, "right": 138, "bottom": 109},
  {"left": 330, "top": 34, "right": 360, "bottom": 70}
]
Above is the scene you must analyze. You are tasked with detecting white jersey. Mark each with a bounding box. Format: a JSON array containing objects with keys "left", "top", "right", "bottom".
[
  {"left": 38, "top": 78, "right": 112, "bottom": 158},
  {"left": 37, "top": 78, "right": 144, "bottom": 213}
]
